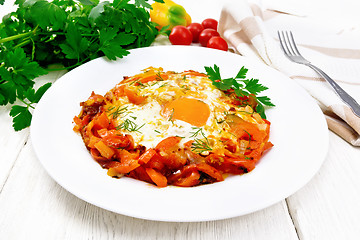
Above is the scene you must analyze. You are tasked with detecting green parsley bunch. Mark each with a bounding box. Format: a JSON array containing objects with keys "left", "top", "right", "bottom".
[{"left": 0, "top": 0, "right": 164, "bottom": 131}]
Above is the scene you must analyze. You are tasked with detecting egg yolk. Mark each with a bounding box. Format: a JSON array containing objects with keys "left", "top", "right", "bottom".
[{"left": 161, "top": 97, "right": 210, "bottom": 127}]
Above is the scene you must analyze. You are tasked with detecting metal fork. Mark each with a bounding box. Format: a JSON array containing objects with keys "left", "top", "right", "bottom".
[{"left": 278, "top": 31, "right": 360, "bottom": 117}]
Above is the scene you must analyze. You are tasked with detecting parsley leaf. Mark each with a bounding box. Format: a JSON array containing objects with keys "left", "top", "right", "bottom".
[
  {"left": 235, "top": 66, "right": 248, "bottom": 79},
  {"left": 59, "top": 23, "right": 90, "bottom": 60},
  {"left": 135, "top": 0, "right": 164, "bottom": 9},
  {"left": 0, "top": 48, "right": 48, "bottom": 105},
  {"left": 0, "top": 81, "right": 17, "bottom": 105},
  {"left": 88, "top": 1, "right": 108, "bottom": 25},
  {"left": 257, "top": 96, "right": 275, "bottom": 107},
  {"left": 205, "top": 66, "right": 234, "bottom": 91},
  {"left": 205, "top": 64, "right": 275, "bottom": 119},
  {"left": 134, "top": 0, "right": 152, "bottom": 9},
  {"left": 204, "top": 65, "right": 221, "bottom": 82},
  {"left": 24, "top": 0, "right": 67, "bottom": 31},
  {"left": 4, "top": 48, "right": 48, "bottom": 86},
  {"left": 157, "top": 25, "right": 171, "bottom": 36},
  {"left": 99, "top": 29, "right": 136, "bottom": 60},
  {"left": 10, "top": 105, "right": 32, "bottom": 131},
  {"left": 25, "top": 82, "right": 52, "bottom": 104},
  {"left": 243, "top": 78, "right": 268, "bottom": 95},
  {"left": 8, "top": 82, "right": 52, "bottom": 131},
  {"left": 78, "top": 0, "right": 97, "bottom": 6}
]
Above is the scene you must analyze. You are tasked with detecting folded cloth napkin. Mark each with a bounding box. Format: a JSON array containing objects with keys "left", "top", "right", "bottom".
[{"left": 218, "top": 0, "right": 360, "bottom": 146}]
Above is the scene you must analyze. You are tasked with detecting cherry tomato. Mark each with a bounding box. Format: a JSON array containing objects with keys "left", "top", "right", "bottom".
[
  {"left": 201, "top": 18, "right": 218, "bottom": 31},
  {"left": 186, "top": 23, "right": 204, "bottom": 43},
  {"left": 169, "top": 26, "right": 193, "bottom": 45},
  {"left": 207, "top": 36, "right": 228, "bottom": 51},
  {"left": 198, "top": 29, "right": 220, "bottom": 47}
]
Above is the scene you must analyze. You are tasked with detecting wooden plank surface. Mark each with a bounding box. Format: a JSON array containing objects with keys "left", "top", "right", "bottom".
[
  {"left": 0, "top": 106, "right": 29, "bottom": 189},
  {"left": 287, "top": 132, "right": 360, "bottom": 240}
]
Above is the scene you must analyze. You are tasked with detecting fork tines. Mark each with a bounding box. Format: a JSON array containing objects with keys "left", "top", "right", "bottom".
[{"left": 278, "top": 31, "right": 302, "bottom": 57}]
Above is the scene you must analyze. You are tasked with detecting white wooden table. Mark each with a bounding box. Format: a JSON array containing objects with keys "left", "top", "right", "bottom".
[{"left": 1, "top": 1, "right": 360, "bottom": 239}]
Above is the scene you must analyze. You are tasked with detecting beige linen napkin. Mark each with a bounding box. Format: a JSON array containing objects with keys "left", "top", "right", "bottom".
[{"left": 218, "top": 0, "right": 360, "bottom": 146}]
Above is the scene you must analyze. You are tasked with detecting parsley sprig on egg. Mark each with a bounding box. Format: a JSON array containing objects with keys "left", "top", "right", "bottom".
[{"left": 205, "top": 65, "right": 275, "bottom": 119}]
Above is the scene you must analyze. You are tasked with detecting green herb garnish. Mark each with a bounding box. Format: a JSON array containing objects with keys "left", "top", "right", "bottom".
[
  {"left": 191, "top": 138, "right": 213, "bottom": 154},
  {"left": 189, "top": 127, "right": 206, "bottom": 138},
  {"left": 204, "top": 65, "right": 275, "bottom": 119},
  {"left": 159, "top": 82, "right": 168, "bottom": 88},
  {"left": 155, "top": 71, "right": 164, "bottom": 81},
  {"left": 117, "top": 118, "right": 144, "bottom": 133},
  {"left": 243, "top": 130, "right": 252, "bottom": 145},
  {"left": 168, "top": 108, "right": 175, "bottom": 122},
  {"left": 108, "top": 106, "right": 128, "bottom": 119},
  {"left": 189, "top": 127, "right": 213, "bottom": 153}
]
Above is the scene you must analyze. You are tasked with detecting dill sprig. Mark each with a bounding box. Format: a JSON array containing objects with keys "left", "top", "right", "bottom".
[
  {"left": 168, "top": 108, "right": 175, "bottom": 122},
  {"left": 189, "top": 127, "right": 213, "bottom": 153},
  {"left": 108, "top": 106, "right": 128, "bottom": 119},
  {"left": 117, "top": 118, "right": 144, "bottom": 133},
  {"left": 243, "top": 130, "right": 252, "bottom": 145},
  {"left": 155, "top": 72, "right": 164, "bottom": 81},
  {"left": 159, "top": 82, "right": 168, "bottom": 88},
  {"left": 135, "top": 80, "right": 148, "bottom": 88},
  {"left": 189, "top": 127, "right": 206, "bottom": 138},
  {"left": 191, "top": 138, "right": 213, "bottom": 153}
]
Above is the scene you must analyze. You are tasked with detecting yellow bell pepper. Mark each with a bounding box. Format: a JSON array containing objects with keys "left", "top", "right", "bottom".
[{"left": 150, "top": 0, "right": 191, "bottom": 30}]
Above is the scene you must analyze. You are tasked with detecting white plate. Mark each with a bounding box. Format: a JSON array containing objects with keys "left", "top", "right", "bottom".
[{"left": 31, "top": 46, "right": 329, "bottom": 222}]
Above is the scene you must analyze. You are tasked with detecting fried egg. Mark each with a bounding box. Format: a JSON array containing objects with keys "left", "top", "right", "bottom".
[{"left": 104, "top": 67, "right": 265, "bottom": 153}]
